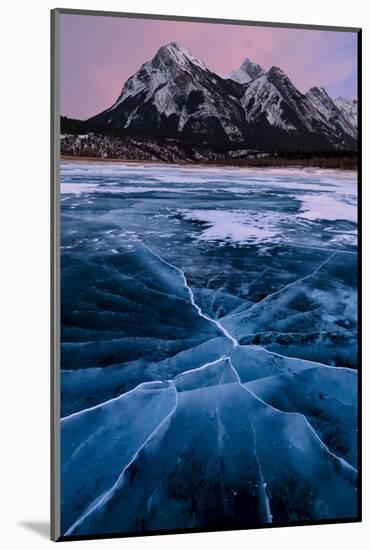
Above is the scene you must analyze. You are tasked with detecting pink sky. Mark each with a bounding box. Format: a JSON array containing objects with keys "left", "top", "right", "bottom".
[{"left": 60, "top": 13, "right": 358, "bottom": 120}]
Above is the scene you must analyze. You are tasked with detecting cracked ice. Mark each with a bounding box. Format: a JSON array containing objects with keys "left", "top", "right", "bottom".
[{"left": 60, "top": 161, "right": 358, "bottom": 536}]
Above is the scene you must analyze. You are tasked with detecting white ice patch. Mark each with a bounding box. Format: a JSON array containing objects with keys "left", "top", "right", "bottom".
[
  {"left": 61, "top": 183, "right": 207, "bottom": 195},
  {"left": 180, "top": 209, "right": 281, "bottom": 244},
  {"left": 328, "top": 229, "right": 357, "bottom": 247},
  {"left": 61, "top": 183, "right": 100, "bottom": 195},
  {"left": 296, "top": 194, "right": 357, "bottom": 222}
]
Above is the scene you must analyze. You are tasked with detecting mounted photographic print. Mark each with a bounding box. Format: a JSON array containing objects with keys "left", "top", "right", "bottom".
[{"left": 51, "top": 8, "right": 361, "bottom": 542}]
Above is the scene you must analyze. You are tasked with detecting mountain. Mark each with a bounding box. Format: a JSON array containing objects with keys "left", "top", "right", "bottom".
[
  {"left": 88, "top": 42, "right": 247, "bottom": 144},
  {"left": 240, "top": 67, "right": 357, "bottom": 150},
  {"left": 86, "top": 43, "right": 357, "bottom": 152},
  {"left": 306, "top": 86, "right": 357, "bottom": 138},
  {"left": 229, "top": 57, "right": 265, "bottom": 84},
  {"left": 334, "top": 96, "right": 358, "bottom": 131}
]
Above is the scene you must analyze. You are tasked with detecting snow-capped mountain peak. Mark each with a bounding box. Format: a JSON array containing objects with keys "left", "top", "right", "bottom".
[
  {"left": 229, "top": 57, "right": 265, "bottom": 84},
  {"left": 89, "top": 41, "right": 247, "bottom": 143},
  {"left": 266, "top": 66, "right": 293, "bottom": 88},
  {"left": 334, "top": 96, "right": 358, "bottom": 130},
  {"left": 109, "top": 42, "right": 208, "bottom": 111},
  {"left": 87, "top": 43, "right": 357, "bottom": 150},
  {"left": 306, "top": 87, "right": 357, "bottom": 138},
  {"left": 241, "top": 70, "right": 298, "bottom": 131},
  {"left": 153, "top": 42, "right": 207, "bottom": 70}
]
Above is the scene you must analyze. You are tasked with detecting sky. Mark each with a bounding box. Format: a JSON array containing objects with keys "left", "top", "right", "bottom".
[{"left": 60, "top": 13, "right": 358, "bottom": 120}]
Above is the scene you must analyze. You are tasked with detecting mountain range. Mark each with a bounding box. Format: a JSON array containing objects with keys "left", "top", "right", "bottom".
[{"left": 84, "top": 42, "right": 357, "bottom": 152}]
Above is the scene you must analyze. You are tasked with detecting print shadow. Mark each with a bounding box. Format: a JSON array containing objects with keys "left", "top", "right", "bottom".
[{"left": 18, "top": 521, "right": 49, "bottom": 539}]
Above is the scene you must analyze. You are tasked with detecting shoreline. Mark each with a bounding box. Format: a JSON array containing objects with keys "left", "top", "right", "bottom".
[{"left": 60, "top": 155, "right": 357, "bottom": 170}]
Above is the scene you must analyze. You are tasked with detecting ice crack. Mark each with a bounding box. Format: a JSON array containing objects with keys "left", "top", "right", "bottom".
[
  {"left": 225, "top": 251, "right": 338, "bottom": 322},
  {"left": 115, "top": 221, "right": 238, "bottom": 348},
  {"left": 227, "top": 356, "right": 356, "bottom": 475},
  {"left": 65, "top": 383, "right": 179, "bottom": 535}
]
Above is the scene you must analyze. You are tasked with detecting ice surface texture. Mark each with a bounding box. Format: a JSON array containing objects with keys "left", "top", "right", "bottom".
[{"left": 60, "top": 162, "right": 358, "bottom": 536}]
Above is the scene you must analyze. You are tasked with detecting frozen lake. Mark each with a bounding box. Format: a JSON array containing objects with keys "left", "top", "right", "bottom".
[{"left": 60, "top": 161, "right": 358, "bottom": 535}]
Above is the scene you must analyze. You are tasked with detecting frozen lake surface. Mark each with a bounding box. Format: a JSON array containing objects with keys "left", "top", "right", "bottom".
[{"left": 60, "top": 161, "right": 358, "bottom": 536}]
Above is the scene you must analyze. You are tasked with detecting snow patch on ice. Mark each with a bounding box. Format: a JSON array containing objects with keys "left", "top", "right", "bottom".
[
  {"left": 180, "top": 209, "right": 281, "bottom": 244},
  {"left": 296, "top": 194, "right": 357, "bottom": 222}
]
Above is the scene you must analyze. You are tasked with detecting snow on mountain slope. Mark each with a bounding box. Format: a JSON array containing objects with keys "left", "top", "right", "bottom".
[
  {"left": 306, "top": 86, "right": 357, "bottom": 138},
  {"left": 229, "top": 57, "right": 265, "bottom": 84},
  {"left": 334, "top": 96, "right": 358, "bottom": 130},
  {"left": 241, "top": 66, "right": 357, "bottom": 149},
  {"left": 242, "top": 67, "right": 327, "bottom": 132},
  {"left": 89, "top": 42, "right": 247, "bottom": 143}
]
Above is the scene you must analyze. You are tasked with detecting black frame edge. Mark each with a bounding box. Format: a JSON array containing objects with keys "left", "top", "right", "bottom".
[
  {"left": 356, "top": 27, "right": 362, "bottom": 523},
  {"left": 51, "top": 7, "right": 61, "bottom": 543}
]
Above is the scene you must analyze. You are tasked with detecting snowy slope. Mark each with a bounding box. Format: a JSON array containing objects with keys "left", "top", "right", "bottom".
[
  {"left": 334, "top": 96, "right": 358, "bottom": 130},
  {"left": 306, "top": 87, "right": 357, "bottom": 138}
]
